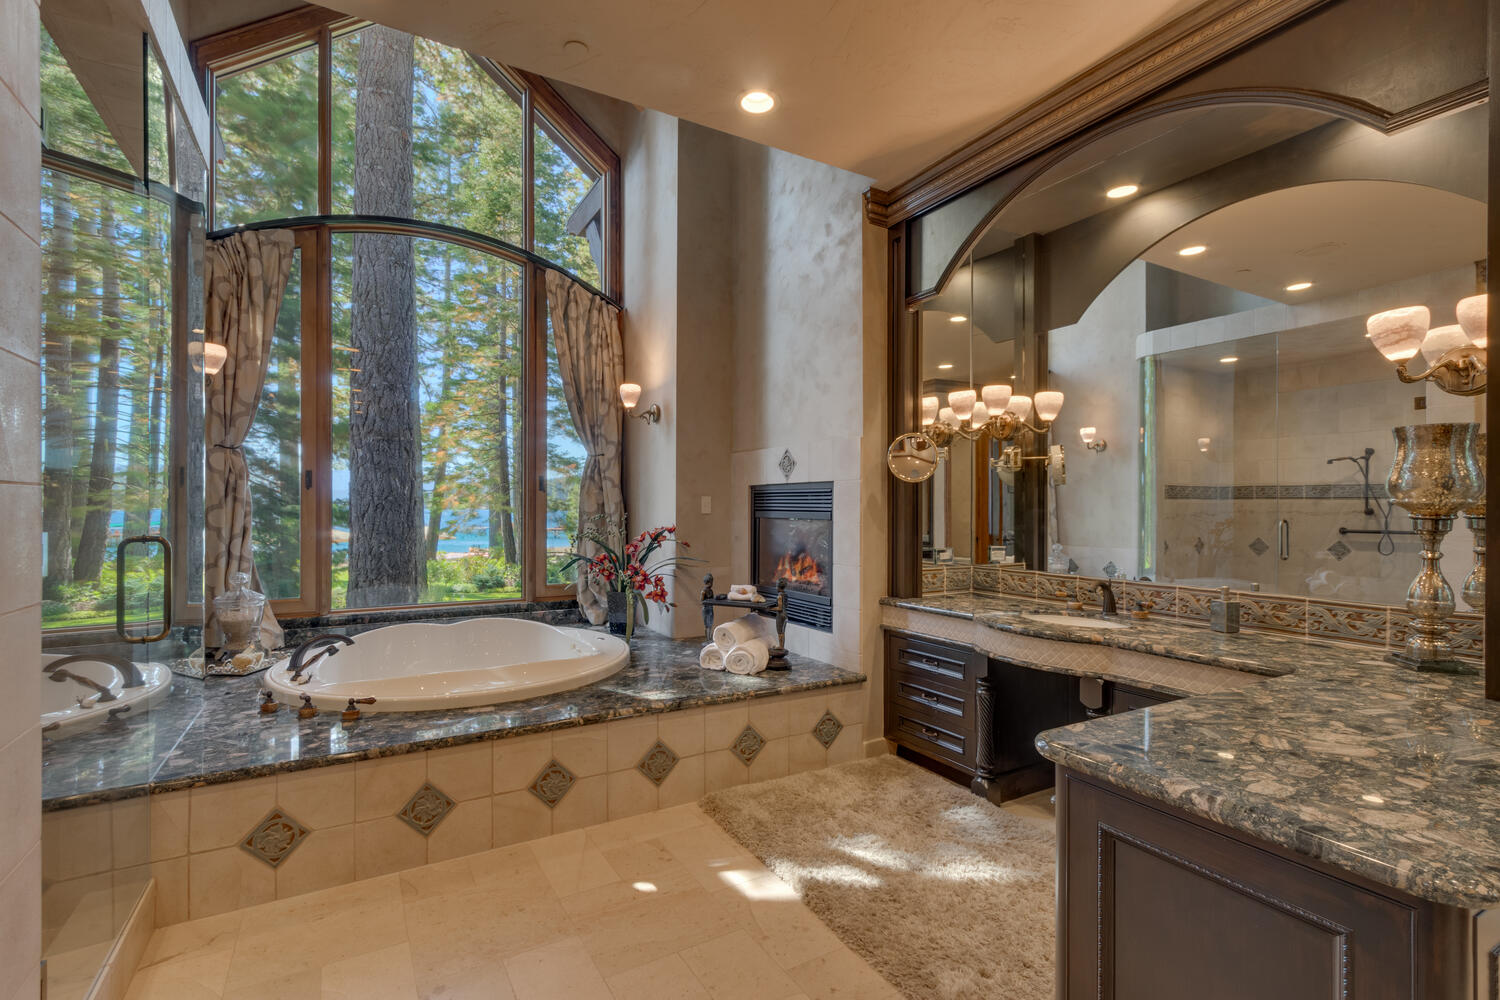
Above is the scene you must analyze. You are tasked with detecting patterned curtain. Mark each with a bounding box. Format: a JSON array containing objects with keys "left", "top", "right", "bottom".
[
  {"left": 204, "top": 230, "right": 295, "bottom": 648},
  {"left": 544, "top": 269, "right": 625, "bottom": 625}
]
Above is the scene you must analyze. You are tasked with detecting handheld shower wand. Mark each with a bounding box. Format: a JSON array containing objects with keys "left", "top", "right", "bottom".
[{"left": 1328, "top": 448, "right": 1395, "bottom": 554}]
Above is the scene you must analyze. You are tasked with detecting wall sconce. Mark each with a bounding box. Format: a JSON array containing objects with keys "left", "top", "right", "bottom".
[
  {"left": 187, "top": 340, "right": 228, "bottom": 377},
  {"left": 619, "top": 382, "right": 661, "bottom": 423},
  {"left": 923, "top": 384, "right": 1065, "bottom": 449},
  {"left": 1198, "top": 437, "right": 1211, "bottom": 453},
  {"left": 1366, "top": 297, "right": 1487, "bottom": 396},
  {"left": 1079, "top": 427, "right": 1107, "bottom": 453}
]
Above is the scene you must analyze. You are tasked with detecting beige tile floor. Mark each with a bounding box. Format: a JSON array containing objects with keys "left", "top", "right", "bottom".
[{"left": 122, "top": 786, "right": 1057, "bottom": 1000}]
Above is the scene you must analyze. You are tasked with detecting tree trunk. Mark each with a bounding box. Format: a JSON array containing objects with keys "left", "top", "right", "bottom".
[
  {"left": 491, "top": 298, "right": 518, "bottom": 564},
  {"left": 42, "top": 174, "right": 77, "bottom": 595},
  {"left": 74, "top": 202, "right": 124, "bottom": 583},
  {"left": 426, "top": 360, "right": 450, "bottom": 563},
  {"left": 146, "top": 341, "right": 165, "bottom": 537},
  {"left": 346, "top": 25, "right": 422, "bottom": 608}
]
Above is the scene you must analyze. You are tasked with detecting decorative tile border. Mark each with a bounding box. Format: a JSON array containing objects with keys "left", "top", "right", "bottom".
[
  {"left": 636, "top": 740, "right": 680, "bottom": 786},
  {"left": 398, "top": 782, "right": 456, "bottom": 836},
  {"left": 240, "top": 808, "right": 309, "bottom": 868},
  {"left": 1163, "top": 483, "right": 1370, "bottom": 500}
]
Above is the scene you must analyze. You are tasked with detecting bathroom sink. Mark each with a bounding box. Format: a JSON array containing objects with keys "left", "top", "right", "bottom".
[{"left": 1025, "top": 614, "right": 1134, "bottom": 630}]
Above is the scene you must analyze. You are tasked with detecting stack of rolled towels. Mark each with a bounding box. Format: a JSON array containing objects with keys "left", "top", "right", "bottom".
[{"left": 699, "top": 612, "right": 775, "bottom": 675}]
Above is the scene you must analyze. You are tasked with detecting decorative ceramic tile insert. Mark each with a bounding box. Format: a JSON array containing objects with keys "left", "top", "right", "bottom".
[
  {"left": 1326, "top": 540, "right": 1351, "bottom": 561},
  {"left": 1248, "top": 537, "right": 1270, "bottom": 557},
  {"left": 529, "top": 760, "right": 576, "bottom": 808},
  {"left": 636, "top": 740, "right": 680, "bottom": 786},
  {"left": 240, "top": 808, "right": 310, "bottom": 868},
  {"left": 398, "top": 782, "right": 456, "bottom": 836},
  {"left": 812, "top": 711, "right": 843, "bottom": 750},
  {"left": 731, "top": 725, "right": 766, "bottom": 765}
]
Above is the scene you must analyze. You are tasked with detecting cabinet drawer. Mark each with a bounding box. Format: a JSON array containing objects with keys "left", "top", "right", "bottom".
[
  {"left": 890, "top": 706, "right": 973, "bottom": 771},
  {"left": 887, "top": 633, "right": 980, "bottom": 692},
  {"left": 889, "top": 667, "right": 973, "bottom": 729}
]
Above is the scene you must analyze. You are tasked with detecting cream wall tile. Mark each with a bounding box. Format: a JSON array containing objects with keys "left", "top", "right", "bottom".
[
  {"left": 353, "top": 817, "right": 426, "bottom": 880},
  {"left": 493, "top": 790, "right": 553, "bottom": 848},
  {"left": 0, "top": 373, "right": 39, "bottom": 487},
  {"left": 0, "top": 605, "right": 39, "bottom": 748},
  {"left": 657, "top": 754, "right": 704, "bottom": 810},
  {"left": 657, "top": 707, "right": 705, "bottom": 758},
  {"left": 552, "top": 726, "right": 608, "bottom": 776},
  {"left": 550, "top": 774, "right": 607, "bottom": 834},
  {"left": 274, "top": 824, "right": 354, "bottom": 899},
  {"left": 109, "top": 798, "right": 150, "bottom": 871},
  {"left": 42, "top": 801, "right": 112, "bottom": 881},
  {"left": 606, "top": 716, "right": 659, "bottom": 773},
  {"left": 42, "top": 871, "right": 112, "bottom": 954},
  {"left": 606, "top": 769, "right": 658, "bottom": 821},
  {"left": 747, "top": 737, "right": 789, "bottom": 784},
  {"left": 827, "top": 724, "right": 863, "bottom": 766},
  {"left": 747, "top": 698, "right": 790, "bottom": 740},
  {"left": 704, "top": 704, "right": 749, "bottom": 752},
  {"left": 354, "top": 754, "right": 428, "bottom": 823},
  {"left": 493, "top": 732, "right": 554, "bottom": 794},
  {"left": 112, "top": 863, "right": 152, "bottom": 931},
  {"left": 277, "top": 765, "right": 356, "bottom": 829},
  {"left": 826, "top": 685, "right": 866, "bottom": 728},
  {"left": 787, "top": 734, "right": 826, "bottom": 775},
  {"left": 189, "top": 775, "right": 276, "bottom": 853},
  {"left": 150, "top": 790, "right": 190, "bottom": 861},
  {"left": 188, "top": 846, "right": 276, "bottom": 920},
  {"left": 703, "top": 751, "right": 748, "bottom": 794},
  {"left": 0, "top": 728, "right": 39, "bottom": 877},
  {"left": 427, "top": 743, "right": 492, "bottom": 801},
  {"left": 151, "top": 856, "right": 189, "bottom": 927},
  {"left": 427, "top": 799, "right": 492, "bottom": 863},
  {"left": 0, "top": 846, "right": 41, "bottom": 1000},
  {"left": 786, "top": 692, "right": 827, "bottom": 737}
]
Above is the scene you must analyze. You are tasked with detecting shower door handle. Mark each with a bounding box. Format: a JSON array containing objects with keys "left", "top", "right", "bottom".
[
  {"left": 1278, "top": 520, "right": 1290, "bottom": 561},
  {"left": 116, "top": 534, "right": 173, "bottom": 644}
]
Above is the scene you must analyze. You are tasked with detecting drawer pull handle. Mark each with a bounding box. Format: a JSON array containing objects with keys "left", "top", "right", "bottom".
[
  {"left": 914, "top": 656, "right": 939, "bottom": 667},
  {"left": 919, "top": 725, "right": 941, "bottom": 740},
  {"left": 913, "top": 691, "right": 940, "bottom": 703}
]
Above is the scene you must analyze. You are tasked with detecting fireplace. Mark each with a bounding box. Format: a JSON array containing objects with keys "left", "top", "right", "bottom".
[{"left": 751, "top": 482, "right": 833, "bottom": 631}]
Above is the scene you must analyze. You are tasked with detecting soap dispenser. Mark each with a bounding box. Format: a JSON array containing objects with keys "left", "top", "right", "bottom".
[{"left": 1210, "top": 586, "right": 1240, "bottom": 634}]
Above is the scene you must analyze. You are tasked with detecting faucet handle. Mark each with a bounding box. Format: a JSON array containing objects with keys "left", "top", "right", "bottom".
[
  {"left": 297, "top": 694, "right": 317, "bottom": 720},
  {"left": 341, "top": 697, "right": 377, "bottom": 723}
]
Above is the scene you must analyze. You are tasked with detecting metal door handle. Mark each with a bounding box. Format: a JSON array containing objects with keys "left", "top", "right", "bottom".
[
  {"left": 1278, "top": 519, "right": 1290, "bottom": 561},
  {"left": 117, "top": 535, "right": 172, "bottom": 644}
]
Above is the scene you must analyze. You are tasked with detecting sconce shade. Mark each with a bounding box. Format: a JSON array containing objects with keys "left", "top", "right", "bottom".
[
  {"left": 619, "top": 382, "right": 642, "bottom": 409},
  {"left": 1198, "top": 437, "right": 1211, "bottom": 452},
  {"left": 1457, "top": 294, "right": 1487, "bottom": 349},
  {"left": 948, "top": 388, "right": 977, "bottom": 421},
  {"left": 1034, "top": 390, "right": 1064, "bottom": 422},
  {"left": 921, "top": 395, "right": 939, "bottom": 425},
  {"left": 1079, "top": 427, "right": 1097, "bottom": 445},
  {"left": 1420, "top": 324, "right": 1470, "bottom": 365},
  {"left": 970, "top": 401, "right": 989, "bottom": 427},
  {"left": 981, "top": 384, "right": 1012, "bottom": 412},
  {"left": 938, "top": 406, "right": 959, "bottom": 428},
  {"left": 189, "top": 341, "right": 228, "bottom": 376},
  {"left": 1007, "top": 395, "right": 1033, "bottom": 420},
  {"left": 1366, "top": 306, "right": 1429, "bottom": 362}
]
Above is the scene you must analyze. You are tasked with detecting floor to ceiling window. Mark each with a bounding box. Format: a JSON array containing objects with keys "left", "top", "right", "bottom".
[{"left": 198, "top": 10, "right": 620, "bottom": 615}]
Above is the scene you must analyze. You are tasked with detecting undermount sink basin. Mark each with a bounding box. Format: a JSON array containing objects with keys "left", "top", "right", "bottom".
[{"left": 1025, "top": 614, "right": 1135, "bottom": 630}]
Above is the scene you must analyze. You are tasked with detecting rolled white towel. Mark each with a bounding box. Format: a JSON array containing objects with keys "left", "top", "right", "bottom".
[
  {"left": 713, "top": 613, "right": 776, "bottom": 652},
  {"left": 724, "top": 638, "right": 770, "bottom": 675},
  {"left": 699, "top": 644, "right": 725, "bottom": 670},
  {"left": 728, "top": 584, "right": 761, "bottom": 602}
]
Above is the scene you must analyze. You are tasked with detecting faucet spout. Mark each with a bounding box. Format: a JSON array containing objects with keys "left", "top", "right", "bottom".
[
  {"left": 1096, "top": 581, "right": 1118, "bottom": 617},
  {"left": 287, "top": 634, "right": 355, "bottom": 684},
  {"left": 45, "top": 653, "right": 146, "bottom": 689}
]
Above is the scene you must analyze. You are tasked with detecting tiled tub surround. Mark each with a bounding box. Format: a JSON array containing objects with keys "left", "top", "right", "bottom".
[
  {"left": 41, "top": 631, "right": 866, "bottom": 925},
  {"left": 881, "top": 594, "right": 1500, "bottom": 909}
]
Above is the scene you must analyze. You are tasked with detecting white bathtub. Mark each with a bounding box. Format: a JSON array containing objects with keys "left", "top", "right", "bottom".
[
  {"left": 42, "top": 654, "right": 173, "bottom": 737},
  {"left": 262, "top": 619, "right": 631, "bottom": 713}
]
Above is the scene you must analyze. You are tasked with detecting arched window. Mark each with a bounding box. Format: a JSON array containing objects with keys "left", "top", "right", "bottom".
[{"left": 196, "top": 9, "right": 620, "bottom": 615}]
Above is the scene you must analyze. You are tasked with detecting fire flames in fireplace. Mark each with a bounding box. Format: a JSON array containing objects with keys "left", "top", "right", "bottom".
[{"left": 774, "top": 550, "right": 826, "bottom": 592}]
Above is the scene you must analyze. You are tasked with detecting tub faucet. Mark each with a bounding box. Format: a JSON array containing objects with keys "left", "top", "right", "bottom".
[
  {"left": 47, "top": 667, "right": 117, "bottom": 703},
  {"left": 1097, "top": 581, "right": 1118, "bottom": 617},
  {"left": 45, "top": 653, "right": 145, "bottom": 689},
  {"left": 287, "top": 634, "right": 355, "bottom": 684}
]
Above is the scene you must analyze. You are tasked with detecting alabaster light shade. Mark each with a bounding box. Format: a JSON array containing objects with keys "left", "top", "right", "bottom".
[
  {"left": 619, "top": 382, "right": 642, "bottom": 409},
  {"left": 1034, "top": 390, "right": 1064, "bottom": 422},
  {"left": 981, "top": 384, "right": 1013, "bottom": 412},
  {"left": 1366, "top": 306, "right": 1429, "bottom": 362},
  {"left": 948, "top": 388, "right": 977, "bottom": 421},
  {"left": 938, "top": 406, "right": 959, "bottom": 428},
  {"left": 921, "top": 395, "right": 940, "bottom": 425},
  {"left": 1457, "top": 294, "right": 1488, "bottom": 349},
  {"left": 1420, "top": 324, "right": 1470, "bottom": 366},
  {"left": 1007, "top": 394, "right": 1033, "bottom": 420},
  {"left": 970, "top": 401, "right": 990, "bottom": 427},
  {"left": 1079, "top": 427, "right": 1097, "bottom": 444},
  {"left": 1198, "top": 437, "right": 1211, "bottom": 452}
]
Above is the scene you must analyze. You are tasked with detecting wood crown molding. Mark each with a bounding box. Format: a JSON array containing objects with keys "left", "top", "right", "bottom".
[{"left": 864, "top": 0, "right": 1336, "bottom": 226}]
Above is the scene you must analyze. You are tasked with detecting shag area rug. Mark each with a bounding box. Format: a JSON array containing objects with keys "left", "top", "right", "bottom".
[{"left": 701, "top": 754, "right": 1055, "bottom": 1000}]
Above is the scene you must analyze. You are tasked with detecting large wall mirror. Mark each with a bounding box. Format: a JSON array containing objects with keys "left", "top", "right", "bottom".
[{"left": 908, "top": 98, "right": 1488, "bottom": 606}]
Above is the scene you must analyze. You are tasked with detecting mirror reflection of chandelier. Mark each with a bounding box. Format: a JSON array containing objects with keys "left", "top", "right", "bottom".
[
  {"left": 1366, "top": 294, "right": 1487, "bottom": 395},
  {"left": 921, "top": 384, "right": 1065, "bottom": 448}
]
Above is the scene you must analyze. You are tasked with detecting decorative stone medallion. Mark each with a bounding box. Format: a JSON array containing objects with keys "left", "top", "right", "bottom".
[
  {"left": 812, "top": 711, "right": 843, "bottom": 750},
  {"left": 240, "top": 808, "right": 310, "bottom": 868},
  {"left": 529, "top": 760, "right": 575, "bottom": 808},
  {"left": 398, "top": 782, "right": 456, "bottom": 836},
  {"left": 636, "top": 740, "right": 680, "bottom": 786},
  {"left": 1327, "top": 540, "right": 1351, "bottom": 561},
  {"left": 779, "top": 449, "right": 797, "bottom": 481},
  {"left": 1248, "top": 537, "right": 1270, "bottom": 557},
  {"left": 731, "top": 725, "right": 766, "bottom": 765}
]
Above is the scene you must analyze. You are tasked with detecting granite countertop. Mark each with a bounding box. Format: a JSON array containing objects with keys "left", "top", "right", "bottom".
[
  {"left": 887, "top": 594, "right": 1500, "bottom": 909},
  {"left": 42, "top": 630, "right": 864, "bottom": 811}
]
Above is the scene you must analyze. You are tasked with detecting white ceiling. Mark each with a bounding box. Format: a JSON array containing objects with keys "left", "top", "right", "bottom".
[{"left": 318, "top": 0, "right": 1205, "bottom": 187}]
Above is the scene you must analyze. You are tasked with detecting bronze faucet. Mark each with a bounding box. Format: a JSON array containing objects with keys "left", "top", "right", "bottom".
[
  {"left": 45, "top": 653, "right": 146, "bottom": 688},
  {"left": 287, "top": 634, "right": 355, "bottom": 683},
  {"left": 47, "top": 667, "right": 117, "bottom": 703},
  {"left": 1097, "top": 580, "right": 1118, "bottom": 617}
]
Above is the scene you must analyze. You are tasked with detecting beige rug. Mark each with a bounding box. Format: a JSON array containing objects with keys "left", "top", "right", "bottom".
[{"left": 701, "top": 754, "right": 1055, "bottom": 1000}]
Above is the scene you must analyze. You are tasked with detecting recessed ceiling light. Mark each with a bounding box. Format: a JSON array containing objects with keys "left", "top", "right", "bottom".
[
  {"left": 1219, "top": 356, "right": 1238, "bottom": 364},
  {"left": 739, "top": 90, "right": 775, "bottom": 114},
  {"left": 1178, "top": 245, "right": 1207, "bottom": 256},
  {"left": 949, "top": 315, "right": 967, "bottom": 323},
  {"left": 937, "top": 363, "right": 954, "bottom": 370},
  {"left": 1106, "top": 184, "right": 1139, "bottom": 199},
  {"left": 1285, "top": 281, "right": 1313, "bottom": 292}
]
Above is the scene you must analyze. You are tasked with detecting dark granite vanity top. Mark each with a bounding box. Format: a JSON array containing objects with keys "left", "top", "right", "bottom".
[
  {"left": 883, "top": 594, "right": 1500, "bottom": 909},
  {"left": 42, "top": 629, "right": 864, "bottom": 811}
]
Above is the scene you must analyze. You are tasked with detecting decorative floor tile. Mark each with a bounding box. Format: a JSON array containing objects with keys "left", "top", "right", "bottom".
[
  {"left": 811, "top": 711, "right": 843, "bottom": 750},
  {"left": 240, "top": 808, "right": 310, "bottom": 868},
  {"left": 731, "top": 725, "right": 766, "bottom": 766},
  {"left": 636, "top": 740, "right": 680, "bottom": 786},
  {"left": 398, "top": 782, "right": 456, "bottom": 836},
  {"left": 529, "top": 760, "right": 576, "bottom": 808}
]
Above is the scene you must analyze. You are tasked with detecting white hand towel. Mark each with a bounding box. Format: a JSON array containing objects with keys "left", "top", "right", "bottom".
[
  {"left": 724, "top": 638, "right": 770, "bottom": 675},
  {"left": 713, "top": 613, "right": 775, "bottom": 652},
  {"left": 728, "top": 584, "right": 761, "bottom": 602},
  {"left": 699, "top": 644, "right": 725, "bottom": 670}
]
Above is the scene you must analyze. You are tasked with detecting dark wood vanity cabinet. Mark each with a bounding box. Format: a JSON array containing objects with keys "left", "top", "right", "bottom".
[{"left": 1057, "top": 769, "right": 1481, "bottom": 999}]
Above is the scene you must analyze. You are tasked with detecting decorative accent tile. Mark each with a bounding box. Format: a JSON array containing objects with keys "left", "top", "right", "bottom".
[
  {"left": 1173, "top": 586, "right": 1216, "bottom": 622},
  {"left": 1326, "top": 540, "right": 1351, "bottom": 561},
  {"left": 998, "top": 569, "right": 1036, "bottom": 598},
  {"left": 398, "top": 783, "right": 456, "bottom": 836},
  {"left": 636, "top": 740, "right": 680, "bottom": 786},
  {"left": 811, "top": 712, "right": 843, "bottom": 750},
  {"left": 240, "top": 809, "right": 310, "bottom": 868},
  {"left": 731, "top": 725, "right": 766, "bottom": 766},
  {"left": 972, "top": 565, "right": 1001, "bottom": 593},
  {"left": 529, "top": 760, "right": 576, "bottom": 808},
  {"left": 921, "top": 568, "right": 945, "bottom": 594},
  {"left": 1304, "top": 600, "right": 1385, "bottom": 646},
  {"left": 1237, "top": 595, "right": 1307, "bottom": 635},
  {"left": 945, "top": 567, "right": 972, "bottom": 593},
  {"left": 1193, "top": 537, "right": 1205, "bottom": 555},
  {"left": 1248, "top": 537, "right": 1270, "bottom": 557},
  {"left": 778, "top": 449, "right": 797, "bottom": 480}
]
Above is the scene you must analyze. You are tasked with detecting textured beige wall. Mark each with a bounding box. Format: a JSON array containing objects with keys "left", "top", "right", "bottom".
[{"left": 0, "top": 0, "right": 44, "bottom": 994}]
